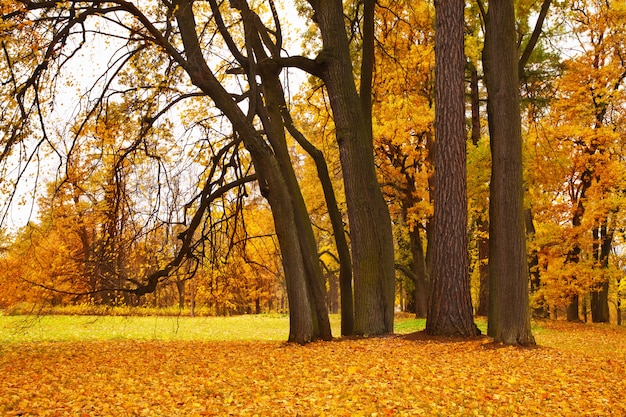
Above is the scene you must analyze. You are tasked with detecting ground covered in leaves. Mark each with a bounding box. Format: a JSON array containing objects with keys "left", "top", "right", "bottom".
[{"left": 1, "top": 321, "right": 625, "bottom": 416}]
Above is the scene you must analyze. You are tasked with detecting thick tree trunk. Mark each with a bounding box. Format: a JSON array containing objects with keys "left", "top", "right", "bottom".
[
  {"left": 426, "top": 0, "right": 478, "bottom": 337},
  {"left": 310, "top": 0, "right": 395, "bottom": 335},
  {"left": 567, "top": 295, "right": 580, "bottom": 322},
  {"left": 591, "top": 282, "right": 610, "bottom": 323},
  {"left": 257, "top": 66, "right": 332, "bottom": 341},
  {"left": 483, "top": 0, "right": 535, "bottom": 345}
]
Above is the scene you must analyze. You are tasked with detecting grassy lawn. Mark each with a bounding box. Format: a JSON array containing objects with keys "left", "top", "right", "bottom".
[
  {"left": 0, "top": 314, "right": 302, "bottom": 343},
  {"left": 1, "top": 313, "right": 625, "bottom": 416},
  {"left": 0, "top": 313, "right": 426, "bottom": 343}
]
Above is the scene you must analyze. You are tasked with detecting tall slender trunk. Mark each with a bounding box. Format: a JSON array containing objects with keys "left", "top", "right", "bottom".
[
  {"left": 469, "top": 62, "right": 490, "bottom": 317},
  {"left": 565, "top": 170, "right": 592, "bottom": 322},
  {"left": 526, "top": 208, "right": 547, "bottom": 318},
  {"left": 410, "top": 225, "right": 429, "bottom": 318},
  {"left": 483, "top": 0, "right": 535, "bottom": 345}
]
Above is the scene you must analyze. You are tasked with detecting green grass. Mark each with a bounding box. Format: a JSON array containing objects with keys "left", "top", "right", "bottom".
[{"left": 0, "top": 313, "right": 431, "bottom": 343}]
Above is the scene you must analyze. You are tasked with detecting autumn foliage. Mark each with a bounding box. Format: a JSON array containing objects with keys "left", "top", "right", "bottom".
[
  {"left": 2, "top": 0, "right": 626, "bottom": 343},
  {"left": 1, "top": 320, "right": 625, "bottom": 416}
]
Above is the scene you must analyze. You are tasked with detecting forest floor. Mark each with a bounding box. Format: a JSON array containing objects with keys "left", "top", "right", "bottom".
[{"left": 1, "top": 315, "right": 625, "bottom": 416}]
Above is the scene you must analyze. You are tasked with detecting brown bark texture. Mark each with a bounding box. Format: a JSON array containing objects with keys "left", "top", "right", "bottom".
[
  {"left": 426, "top": 0, "right": 478, "bottom": 337},
  {"left": 310, "top": 0, "right": 396, "bottom": 335},
  {"left": 483, "top": 0, "right": 535, "bottom": 345},
  {"left": 174, "top": 0, "right": 317, "bottom": 343}
]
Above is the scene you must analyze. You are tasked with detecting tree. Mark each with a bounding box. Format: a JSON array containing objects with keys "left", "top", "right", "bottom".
[
  {"left": 372, "top": 0, "right": 434, "bottom": 318},
  {"left": 1, "top": 0, "right": 334, "bottom": 343},
  {"left": 306, "top": 0, "right": 396, "bottom": 335},
  {"left": 1, "top": 0, "right": 400, "bottom": 341},
  {"left": 482, "top": 0, "right": 535, "bottom": 345},
  {"left": 524, "top": 0, "right": 626, "bottom": 322},
  {"left": 424, "top": 0, "right": 478, "bottom": 337}
]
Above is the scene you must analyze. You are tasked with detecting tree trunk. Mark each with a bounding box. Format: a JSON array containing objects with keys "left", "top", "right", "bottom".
[
  {"left": 591, "top": 282, "right": 610, "bottom": 323},
  {"left": 567, "top": 295, "right": 580, "bottom": 322},
  {"left": 410, "top": 226, "right": 429, "bottom": 318},
  {"left": 591, "top": 222, "right": 612, "bottom": 323},
  {"left": 310, "top": 0, "right": 395, "bottom": 335},
  {"left": 174, "top": 0, "right": 316, "bottom": 343},
  {"left": 175, "top": 280, "right": 185, "bottom": 310},
  {"left": 280, "top": 106, "right": 354, "bottom": 336},
  {"left": 426, "top": 0, "right": 478, "bottom": 337},
  {"left": 476, "top": 219, "right": 490, "bottom": 317},
  {"left": 256, "top": 63, "right": 332, "bottom": 341},
  {"left": 617, "top": 279, "right": 622, "bottom": 325},
  {"left": 483, "top": 0, "right": 535, "bottom": 345},
  {"left": 470, "top": 62, "right": 490, "bottom": 318},
  {"left": 526, "top": 208, "right": 548, "bottom": 318}
]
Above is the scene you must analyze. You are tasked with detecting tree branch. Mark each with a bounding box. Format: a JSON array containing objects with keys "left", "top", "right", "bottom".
[{"left": 518, "top": 0, "right": 552, "bottom": 76}]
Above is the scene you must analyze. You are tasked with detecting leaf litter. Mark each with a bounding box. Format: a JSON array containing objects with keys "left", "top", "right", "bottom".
[{"left": 1, "top": 323, "right": 625, "bottom": 416}]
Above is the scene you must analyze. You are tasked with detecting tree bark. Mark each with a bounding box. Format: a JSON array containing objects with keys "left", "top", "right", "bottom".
[
  {"left": 309, "top": 0, "right": 395, "bottom": 335},
  {"left": 174, "top": 0, "right": 317, "bottom": 343},
  {"left": 410, "top": 225, "right": 429, "bottom": 318},
  {"left": 469, "top": 62, "right": 490, "bottom": 318},
  {"left": 255, "top": 62, "right": 332, "bottom": 341},
  {"left": 591, "top": 222, "right": 612, "bottom": 323},
  {"left": 483, "top": 0, "right": 535, "bottom": 345},
  {"left": 426, "top": 0, "right": 478, "bottom": 337}
]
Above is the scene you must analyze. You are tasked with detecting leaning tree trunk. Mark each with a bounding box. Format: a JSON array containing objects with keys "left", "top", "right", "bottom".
[
  {"left": 174, "top": 0, "right": 316, "bottom": 343},
  {"left": 257, "top": 68, "right": 333, "bottom": 341},
  {"left": 483, "top": 0, "right": 535, "bottom": 345},
  {"left": 309, "top": 0, "right": 395, "bottom": 335},
  {"left": 233, "top": 1, "right": 335, "bottom": 339},
  {"left": 426, "top": 0, "right": 479, "bottom": 337},
  {"left": 280, "top": 108, "right": 354, "bottom": 336}
]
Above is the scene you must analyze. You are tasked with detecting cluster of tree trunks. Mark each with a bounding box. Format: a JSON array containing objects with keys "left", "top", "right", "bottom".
[{"left": 12, "top": 0, "right": 624, "bottom": 346}]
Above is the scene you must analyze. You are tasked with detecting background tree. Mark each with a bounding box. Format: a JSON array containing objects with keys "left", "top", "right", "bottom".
[
  {"left": 372, "top": 0, "right": 434, "bottom": 318},
  {"left": 525, "top": 0, "right": 626, "bottom": 322}
]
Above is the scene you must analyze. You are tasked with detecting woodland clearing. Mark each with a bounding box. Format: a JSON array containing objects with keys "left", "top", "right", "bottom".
[{"left": 0, "top": 316, "right": 625, "bottom": 416}]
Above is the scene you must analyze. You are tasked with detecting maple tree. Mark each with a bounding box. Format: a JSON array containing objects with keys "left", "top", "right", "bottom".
[
  {"left": 372, "top": 0, "right": 434, "bottom": 318},
  {"left": 525, "top": 0, "right": 626, "bottom": 323}
]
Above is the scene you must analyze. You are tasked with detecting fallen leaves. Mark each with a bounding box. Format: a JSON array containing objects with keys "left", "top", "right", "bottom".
[{"left": 1, "top": 324, "right": 625, "bottom": 416}]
